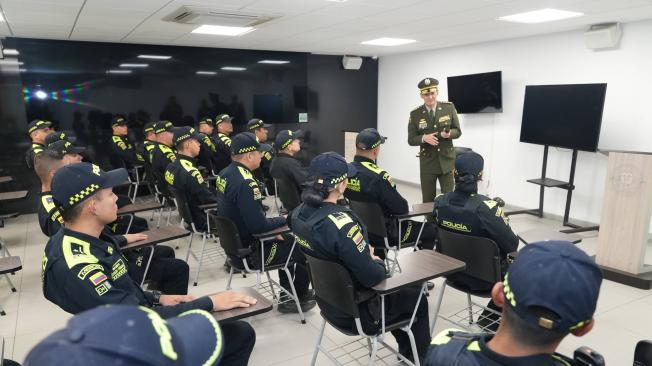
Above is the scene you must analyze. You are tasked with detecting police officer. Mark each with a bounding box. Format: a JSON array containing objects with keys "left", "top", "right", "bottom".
[
  {"left": 42, "top": 162, "right": 259, "bottom": 319},
  {"left": 25, "top": 119, "right": 54, "bottom": 169},
  {"left": 195, "top": 117, "right": 219, "bottom": 174},
  {"left": 408, "top": 78, "right": 462, "bottom": 203},
  {"left": 426, "top": 241, "right": 602, "bottom": 366},
  {"left": 247, "top": 118, "right": 274, "bottom": 192},
  {"left": 142, "top": 121, "right": 158, "bottom": 162},
  {"left": 215, "top": 132, "right": 315, "bottom": 313},
  {"left": 269, "top": 130, "right": 307, "bottom": 211},
  {"left": 151, "top": 120, "right": 176, "bottom": 180},
  {"left": 345, "top": 128, "right": 438, "bottom": 257},
  {"left": 165, "top": 126, "right": 217, "bottom": 230},
  {"left": 109, "top": 116, "right": 145, "bottom": 169},
  {"left": 288, "top": 152, "right": 431, "bottom": 363},
  {"left": 213, "top": 114, "right": 233, "bottom": 173}
]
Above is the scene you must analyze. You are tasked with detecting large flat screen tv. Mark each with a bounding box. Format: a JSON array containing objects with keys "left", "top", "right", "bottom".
[
  {"left": 519, "top": 83, "right": 607, "bottom": 152},
  {"left": 447, "top": 71, "right": 502, "bottom": 113}
]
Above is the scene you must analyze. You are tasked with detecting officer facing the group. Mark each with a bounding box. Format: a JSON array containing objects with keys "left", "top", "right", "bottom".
[
  {"left": 26, "top": 119, "right": 55, "bottom": 169},
  {"left": 269, "top": 130, "right": 307, "bottom": 211},
  {"left": 345, "top": 128, "right": 438, "bottom": 256},
  {"left": 165, "top": 126, "right": 217, "bottom": 231},
  {"left": 151, "top": 120, "right": 177, "bottom": 179},
  {"left": 216, "top": 132, "right": 315, "bottom": 313},
  {"left": 109, "top": 116, "right": 145, "bottom": 168},
  {"left": 288, "top": 152, "right": 431, "bottom": 363},
  {"left": 408, "top": 78, "right": 462, "bottom": 202},
  {"left": 42, "top": 162, "right": 259, "bottom": 319},
  {"left": 426, "top": 241, "right": 602, "bottom": 366},
  {"left": 213, "top": 114, "right": 234, "bottom": 173}
]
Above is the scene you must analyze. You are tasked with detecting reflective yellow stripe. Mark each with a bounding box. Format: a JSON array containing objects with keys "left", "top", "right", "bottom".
[
  {"left": 179, "top": 309, "right": 224, "bottom": 366},
  {"left": 62, "top": 235, "right": 99, "bottom": 269}
]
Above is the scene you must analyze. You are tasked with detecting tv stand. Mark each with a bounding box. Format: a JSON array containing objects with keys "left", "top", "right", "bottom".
[{"left": 506, "top": 145, "right": 599, "bottom": 234}]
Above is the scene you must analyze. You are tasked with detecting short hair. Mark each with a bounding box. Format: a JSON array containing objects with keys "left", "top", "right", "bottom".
[
  {"left": 177, "top": 139, "right": 194, "bottom": 152},
  {"left": 503, "top": 303, "right": 569, "bottom": 348},
  {"left": 60, "top": 201, "right": 87, "bottom": 223},
  {"left": 34, "top": 150, "right": 65, "bottom": 184}
]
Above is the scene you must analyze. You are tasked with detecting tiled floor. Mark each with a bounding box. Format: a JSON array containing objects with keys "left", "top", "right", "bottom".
[{"left": 1, "top": 183, "right": 651, "bottom": 365}]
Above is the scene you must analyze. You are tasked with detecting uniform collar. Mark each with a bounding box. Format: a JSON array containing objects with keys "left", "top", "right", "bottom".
[
  {"left": 62, "top": 227, "right": 117, "bottom": 247},
  {"left": 178, "top": 154, "right": 196, "bottom": 163},
  {"left": 32, "top": 142, "right": 45, "bottom": 147},
  {"left": 41, "top": 190, "right": 52, "bottom": 196},
  {"left": 353, "top": 155, "right": 375, "bottom": 164},
  {"left": 233, "top": 161, "right": 253, "bottom": 174},
  {"left": 477, "top": 335, "right": 557, "bottom": 366}
]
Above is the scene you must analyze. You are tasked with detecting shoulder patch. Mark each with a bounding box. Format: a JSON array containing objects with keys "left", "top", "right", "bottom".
[
  {"left": 112, "top": 136, "right": 122, "bottom": 143},
  {"left": 483, "top": 200, "right": 498, "bottom": 210},
  {"left": 62, "top": 236, "right": 99, "bottom": 269},
  {"left": 327, "top": 211, "right": 354, "bottom": 229},
  {"left": 237, "top": 166, "right": 254, "bottom": 181}
]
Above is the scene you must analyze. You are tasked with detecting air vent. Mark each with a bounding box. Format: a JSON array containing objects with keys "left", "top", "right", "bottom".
[{"left": 163, "top": 6, "right": 280, "bottom": 27}]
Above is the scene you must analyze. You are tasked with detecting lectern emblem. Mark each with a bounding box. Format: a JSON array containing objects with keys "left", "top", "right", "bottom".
[{"left": 610, "top": 164, "right": 641, "bottom": 194}]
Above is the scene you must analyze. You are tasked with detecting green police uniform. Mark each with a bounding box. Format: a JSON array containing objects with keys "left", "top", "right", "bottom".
[{"left": 407, "top": 78, "right": 461, "bottom": 203}]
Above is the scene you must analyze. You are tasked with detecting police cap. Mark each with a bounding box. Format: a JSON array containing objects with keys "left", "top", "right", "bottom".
[
  {"left": 308, "top": 152, "right": 357, "bottom": 188},
  {"left": 111, "top": 116, "right": 127, "bottom": 128},
  {"left": 355, "top": 128, "right": 386, "bottom": 150},
  {"left": 275, "top": 130, "right": 303, "bottom": 151},
  {"left": 51, "top": 162, "right": 128, "bottom": 210},
  {"left": 454, "top": 151, "right": 483, "bottom": 180},
  {"left": 198, "top": 117, "right": 214, "bottom": 127},
  {"left": 246, "top": 118, "right": 272, "bottom": 131},
  {"left": 143, "top": 121, "right": 157, "bottom": 134},
  {"left": 172, "top": 126, "right": 202, "bottom": 147},
  {"left": 418, "top": 77, "right": 439, "bottom": 95},
  {"left": 45, "top": 131, "right": 77, "bottom": 146},
  {"left": 230, "top": 132, "right": 261, "bottom": 155},
  {"left": 48, "top": 140, "right": 86, "bottom": 157},
  {"left": 215, "top": 114, "right": 232, "bottom": 126},
  {"left": 27, "top": 119, "right": 53, "bottom": 134},
  {"left": 154, "top": 120, "right": 174, "bottom": 134}
]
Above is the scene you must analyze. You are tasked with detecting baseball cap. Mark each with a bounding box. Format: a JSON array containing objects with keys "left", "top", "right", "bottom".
[
  {"left": 143, "top": 121, "right": 157, "bottom": 134},
  {"left": 308, "top": 152, "right": 357, "bottom": 188},
  {"left": 503, "top": 241, "right": 603, "bottom": 332},
  {"left": 51, "top": 162, "right": 128, "bottom": 210},
  {"left": 454, "top": 151, "right": 483, "bottom": 179},
  {"left": 155, "top": 120, "right": 174, "bottom": 134},
  {"left": 45, "top": 131, "right": 77, "bottom": 146},
  {"left": 355, "top": 128, "right": 386, "bottom": 150},
  {"left": 172, "top": 126, "right": 202, "bottom": 147},
  {"left": 246, "top": 118, "right": 272, "bottom": 131},
  {"left": 27, "top": 119, "right": 53, "bottom": 134},
  {"left": 418, "top": 77, "right": 439, "bottom": 95},
  {"left": 111, "top": 116, "right": 127, "bottom": 128},
  {"left": 275, "top": 130, "right": 303, "bottom": 151},
  {"left": 230, "top": 132, "right": 261, "bottom": 155},
  {"left": 48, "top": 140, "right": 86, "bottom": 156},
  {"left": 198, "top": 117, "right": 214, "bottom": 127},
  {"left": 215, "top": 114, "right": 232, "bottom": 125},
  {"left": 24, "top": 305, "right": 224, "bottom": 366}
]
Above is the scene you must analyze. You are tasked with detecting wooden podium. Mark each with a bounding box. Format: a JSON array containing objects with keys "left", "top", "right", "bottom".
[{"left": 596, "top": 150, "right": 652, "bottom": 289}]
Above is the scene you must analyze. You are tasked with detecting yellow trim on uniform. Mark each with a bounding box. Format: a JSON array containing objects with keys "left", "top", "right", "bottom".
[
  {"left": 466, "top": 340, "right": 481, "bottom": 352},
  {"left": 327, "top": 212, "right": 354, "bottom": 229},
  {"left": 178, "top": 310, "right": 224, "bottom": 366},
  {"left": 62, "top": 235, "right": 99, "bottom": 269}
]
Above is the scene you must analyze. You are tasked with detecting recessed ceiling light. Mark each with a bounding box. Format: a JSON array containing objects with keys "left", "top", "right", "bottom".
[
  {"left": 3, "top": 49, "right": 19, "bottom": 56},
  {"left": 361, "top": 38, "right": 416, "bottom": 46},
  {"left": 138, "top": 55, "right": 171, "bottom": 60},
  {"left": 192, "top": 25, "right": 254, "bottom": 36},
  {"left": 34, "top": 90, "right": 48, "bottom": 100},
  {"left": 498, "top": 8, "right": 583, "bottom": 23},
  {"left": 258, "top": 60, "right": 290, "bottom": 64},
  {"left": 19, "top": 68, "right": 27, "bottom": 73},
  {"left": 221, "top": 66, "right": 246, "bottom": 71},
  {"left": 107, "top": 69, "right": 132, "bottom": 74},
  {"left": 119, "top": 63, "right": 149, "bottom": 68},
  {"left": 196, "top": 71, "right": 217, "bottom": 75}
]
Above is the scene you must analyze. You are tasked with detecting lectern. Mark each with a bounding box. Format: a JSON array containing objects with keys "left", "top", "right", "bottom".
[{"left": 596, "top": 150, "right": 652, "bottom": 289}]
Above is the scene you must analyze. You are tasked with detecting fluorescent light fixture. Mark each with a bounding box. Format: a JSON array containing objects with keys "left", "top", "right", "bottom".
[
  {"left": 361, "top": 38, "right": 416, "bottom": 46},
  {"left": 19, "top": 68, "right": 27, "bottom": 72},
  {"left": 258, "top": 60, "right": 290, "bottom": 64},
  {"left": 0, "top": 60, "right": 23, "bottom": 65},
  {"left": 192, "top": 25, "right": 254, "bottom": 36},
  {"left": 138, "top": 54, "right": 171, "bottom": 60},
  {"left": 196, "top": 71, "right": 217, "bottom": 75},
  {"left": 107, "top": 69, "right": 132, "bottom": 74},
  {"left": 34, "top": 90, "right": 48, "bottom": 100},
  {"left": 498, "top": 8, "right": 583, "bottom": 23},
  {"left": 221, "top": 66, "right": 246, "bottom": 71},
  {"left": 119, "top": 63, "right": 149, "bottom": 68},
  {"left": 3, "top": 49, "right": 19, "bottom": 56}
]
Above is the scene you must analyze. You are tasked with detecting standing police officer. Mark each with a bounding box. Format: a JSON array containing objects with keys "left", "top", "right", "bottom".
[
  {"left": 288, "top": 152, "right": 431, "bottom": 363},
  {"left": 408, "top": 78, "right": 461, "bottom": 203},
  {"left": 25, "top": 119, "right": 55, "bottom": 169}
]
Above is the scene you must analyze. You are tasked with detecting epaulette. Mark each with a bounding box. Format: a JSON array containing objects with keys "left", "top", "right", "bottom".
[{"left": 410, "top": 105, "right": 422, "bottom": 112}]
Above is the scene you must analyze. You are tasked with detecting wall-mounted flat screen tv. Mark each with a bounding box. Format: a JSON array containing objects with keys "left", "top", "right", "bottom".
[
  {"left": 519, "top": 83, "right": 607, "bottom": 152},
  {"left": 447, "top": 71, "right": 502, "bottom": 113}
]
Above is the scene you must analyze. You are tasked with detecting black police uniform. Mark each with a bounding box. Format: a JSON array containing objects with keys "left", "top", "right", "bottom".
[
  {"left": 38, "top": 191, "right": 189, "bottom": 295},
  {"left": 252, "top": 143, "right": 274, "bottom": 193},
  {"left": 425, "top": 330, "right": 573, "bottom": 366},
  {"left": 25, "top": 142, "right": 45, "bottom": 169},
  {"left": 151, "top": 143, "right": 176, "bottom": 181},
  {"left": 289, "top": 202, "right": 431, "bottom": 361},
  {"left": 196, "top": 133, "right": 219, "bottom": 173},
  {"left": 143, "top": 139, "right": 157, "bottom": 161},
  {"left": 345, "top": 155, "right": 438, "bottom": 252},
  {"left": 110, "top": 134, "right": 145, "bottom": 168},
  {"left": 213, "top": 132, "right": 232, "bottom": 173},
  {"left": 42, "top": 227, "right": 211, "bottom": 318},
  {"left": 216, "top": 161, "right": 310, "bottom": 298},
  {"left": 165, "top": 154, "right": 217, "bottom": 230},
  {"left": 269, "top": 152, "right": 308, "bottom": 210}
]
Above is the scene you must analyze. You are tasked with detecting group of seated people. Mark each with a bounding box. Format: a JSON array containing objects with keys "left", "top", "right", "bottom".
[{"left": 16, "top": 117, "right": 603, "bottom": 365}]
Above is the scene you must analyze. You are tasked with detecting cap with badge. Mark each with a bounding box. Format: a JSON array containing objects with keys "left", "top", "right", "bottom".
[
  {"left": 172, "top": 126, "right": 202, "bottom": 147},
  {"left": 48, "top": 140, "right": 86, "bottom": 157},
  {"left": 454, "top": 151, "right": 483, "bottom": 180},
  {"left": 418, "top": 77, "right": 439, "bottom": 95},
  {"left": 154, "top": 120, "right": 174, "bottom": 134},
  {"left": 24, "top": 305, "right": 224, "bottom": 366},
  {"left": 246, "top": 118, "right": 272, "bottom": 131},
  {"left": 230, "top": 132, "right": 261, "bottom": 155},
  {"left": 275, "top": 130, "right": 303, "bottom": 151},
  {"left": 143, "top": 121, "right": 157, "bottom": 134},
  {"left": 215, "top": 114, "right": 232, "bottom": 125},
  {"left": 51, "top": 162, "right": 128, "bottom": 210},
  {"left": 502, "top": 241, "right": 602, "bottom": 332},
  {"left": 45, "top": 131, "right": 77, "bottom": 146},
  {"left": 308, "top": 152, "right": 357, "bottom": 188},
  {"left": 355, "top": 128, "right": 386, "bottom": 150},
  {"left": 198, "top": 117, "right": 214, "bottom": 126},
  {"left": 27, "top": 119, "right": 53, "bottom": 135},
  {"left": 111, "top": 116, "right": 127, "bottom": 128}
]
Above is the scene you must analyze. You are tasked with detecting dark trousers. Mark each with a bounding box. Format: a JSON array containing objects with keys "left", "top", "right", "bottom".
[
  {"left": 220, "top": 320, "right": 257, "bottom": 366},
  {"left": 126, "top": 245, "right": 190, "bottom": 295},
  {"left": 370, "top": 220, "right": 438, "bottom": 259}
]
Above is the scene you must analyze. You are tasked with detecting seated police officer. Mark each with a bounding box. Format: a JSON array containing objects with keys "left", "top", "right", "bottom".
[
  {"left": 288, "top": 152, "right": 430, "bottom": 363},
  {"left": 165, "top": 126, "right": 217, "bottom": 231},
  {"left": 141, "top": 121, "right": 158, "bottom": 162},
  {"left": 216, "top": 132, "right": 315, "bottom": 313},
  {"left": 269, "top": 129, "right": 307, "bottom": 211},
  {"left": 42, "top": 162, "right": 258, "bottom": 317},
  {"left": 212, "top": 114, "right": 234, "bottom": 173},
  {"left": 195, "top": 117, "right": 219, "bottom": 173},
  {"left": 109, "top": 116, "right": 145, "bottom": 169},
  {"left": 25, "top": 305, "right": 256, "bottom": 366},
  {"left": 247, "top": 118, "right": 274, "bottom": 186},
  {"left": 152, "top": 120, "right": 177, "bottom": 181},
  {"left": 26, "top": 119, "right": 55, "bottom": 169},
  {"left": 426, "top": 241, "right": 602, "bottom": 366},
  {"left": 345, "top": 128, "right": 438, "bottom": 257}
]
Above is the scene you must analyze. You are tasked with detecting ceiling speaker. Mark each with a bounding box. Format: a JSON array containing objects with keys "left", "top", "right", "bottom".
[
  {"left": 584, "top": 23, "right": 622, "bottom": 50},
  {"left": 342, "top": 55, "right": 363, "bottom": 70}
]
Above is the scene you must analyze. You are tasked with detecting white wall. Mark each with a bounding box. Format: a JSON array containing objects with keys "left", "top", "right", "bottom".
[{"left": 378, "top": 19, "right": 652, "bottom": 225}]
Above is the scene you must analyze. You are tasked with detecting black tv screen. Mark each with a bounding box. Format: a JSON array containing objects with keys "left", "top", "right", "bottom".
[
  {"left": 519, "top": 84, "right": 607, "bottom": 152},
  {"left": 447, "top": 71, "right": 502, "bottom": 113}
]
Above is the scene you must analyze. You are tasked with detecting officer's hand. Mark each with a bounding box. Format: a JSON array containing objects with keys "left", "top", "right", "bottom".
[
  {"left": 159, "top": 294, "right": 196, "bottom": 306},
  {"left": 124, "top": 233, "right": 148, "bottom": 244},
  {"left": 423, "top": 133, "right": 439, "bottom": 146},
  {"left": 210, "top": 291, "right": 258, "bottom": 311},
  {"left": 440, "top": 130, "right": 451, "bottom": 139},
  {"left": 369, "top": 249, "right": 382, "bottom": 262},
  {"left": 275, "top": 234, "right": 284, "bottom": 241}
]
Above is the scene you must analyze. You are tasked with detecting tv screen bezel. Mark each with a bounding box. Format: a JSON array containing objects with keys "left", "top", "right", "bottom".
[{"left": 446, "top": 70, "right": 503, "bottom": 114}]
